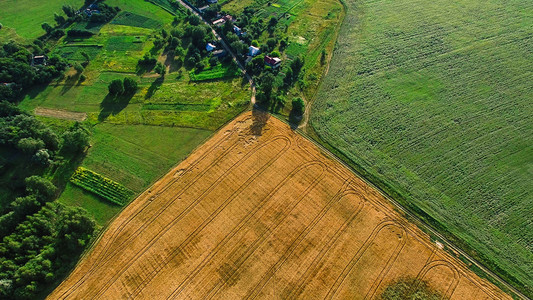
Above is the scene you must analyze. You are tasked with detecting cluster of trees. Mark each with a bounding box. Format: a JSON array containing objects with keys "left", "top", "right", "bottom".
[
  {"left": 139, "top": 11, "right": 217, "bottom": 73},
  {"left": 0, "top": 42, "right": 68, "bottom": 102},
  {"left": 0, "top": 202, "right": 96, "bottom": 299},
  {"left": 0, "top": 102, "right": 95, "bottom": 299},
  {"left": 0, "top": 102, "right": 90, "bottom": 163},
  {"left": 254, "top": 56, "right": 304, "bottom": 104},
  {"left": 108, "top": 77, "right": 138, "bottom": 96}
]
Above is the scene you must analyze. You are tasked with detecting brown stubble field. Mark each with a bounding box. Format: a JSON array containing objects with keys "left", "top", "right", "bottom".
[{"left": 48, "top": 111, "right": 511, "bottom": 300}]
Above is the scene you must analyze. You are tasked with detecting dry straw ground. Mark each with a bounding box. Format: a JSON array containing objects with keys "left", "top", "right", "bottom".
[{"left": 49, "top": 111, "right": 511, "bottom": 299}]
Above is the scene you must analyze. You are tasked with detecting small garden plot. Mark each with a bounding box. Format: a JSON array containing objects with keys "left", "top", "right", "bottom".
[
  {"left": 105, "top": 36, "right": 145, "bottom": 51},
  {"left": 55, "top": 45, "right": 103, "bottom": 61},
  {"left": 147, "top": 0, "right": 187, "bottom": 16},
  {"left": 70, "top": 21, "right": 107, "bottom": 34},
  {"left": 70, "top": 167, "right": 135, "bottom": 206},
  {"left": 111, "top": 11, "right": 162, "bottom": 29},
  {"left": 189, "top": 63, "right": 241, "bottom": 82}
]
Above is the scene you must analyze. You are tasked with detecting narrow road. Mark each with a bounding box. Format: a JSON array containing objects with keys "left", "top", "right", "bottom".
[{"left": 176, "top": 0, "right": 256, "bottom": 104}]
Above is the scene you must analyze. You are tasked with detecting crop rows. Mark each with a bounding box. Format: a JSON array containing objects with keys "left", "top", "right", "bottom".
[{"left": 70, "top": 167, "right": 134, "bottom": 206}]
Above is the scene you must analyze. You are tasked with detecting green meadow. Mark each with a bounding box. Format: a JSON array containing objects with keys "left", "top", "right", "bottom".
[
  {"left": 311, "top": 0, "right": 533, "bottom": 295},
  {"left": 0, "top": 0, "right": 83, "bottom": 42}
]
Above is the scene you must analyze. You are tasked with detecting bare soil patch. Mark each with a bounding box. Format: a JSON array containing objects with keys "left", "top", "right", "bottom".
[
  {"left": 48, "top": 111, "right": 511, "bottom": 299},
  {"left": 34, "top": 107, "right": 87, "bottom": 121}
]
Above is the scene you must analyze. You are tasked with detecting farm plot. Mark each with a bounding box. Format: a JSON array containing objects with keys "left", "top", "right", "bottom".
[
  {"left": 70, "top": 167, "right": 135, "bottom": 206},
  {"left": 48, "top": 112, "right": 510, "bottom": 300},
  {"left": 310, "top": 0, "right": 533, "bottom": 294}
]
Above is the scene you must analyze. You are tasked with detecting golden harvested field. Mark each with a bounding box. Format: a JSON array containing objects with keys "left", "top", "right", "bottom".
[{"left": 49, "top": 112, "right": 510, "bottom": 299}]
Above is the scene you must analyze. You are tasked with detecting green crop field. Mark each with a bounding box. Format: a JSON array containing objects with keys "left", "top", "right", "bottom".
[
  {"left": 111, "top": 11, "right": 163, "bottom": 29},
  {"left": 311, "top": 0, "right": 532, "bottom": 296},
  {"left": 189, "top": 63, "right": 241, "bottom": 82},
  {"left": 0, "top": 0, "right": 83, "bottom": 41}
]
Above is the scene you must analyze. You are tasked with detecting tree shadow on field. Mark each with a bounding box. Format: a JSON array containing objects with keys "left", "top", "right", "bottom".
[
  {"left": 61, "top": 73, "right": 80, "bottom": 95},
  {"left": 250, "top": 108, "right": 270, "bottom": 136},
  {"left": 98, "top": 92, "right": 134, "bottom": 122},
  {"left": 145, "top": 77, "right": 164, "bottom": 99},
  {"left": 288, "top": 110, "right": 303, "bottom": 130}
]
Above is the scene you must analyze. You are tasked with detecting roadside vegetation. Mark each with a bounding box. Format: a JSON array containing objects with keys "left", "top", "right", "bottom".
[
  {"left": 311, "top": 0, "right": 532, "bottom": 296},
  {"left": 213, "top": 0, "right": 343, "bottom": 121}
]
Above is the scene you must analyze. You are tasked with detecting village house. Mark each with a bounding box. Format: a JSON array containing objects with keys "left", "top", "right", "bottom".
[
  {"left": 207, "top": 0, "right": 218, "bottom": 3},
  {"left": 264, "top": 55, "right": 282, "bottom": 68},
  {"left": 233, "top": 25, "right": 242, "bottom": 36},
  {"left": 248, "top": 46, "right": 260, "bottom": 56},
  {"left": 84, "top": 3, "right": 100, "bottom": 16},
  {"left": 213, "top": 18, "right": 225, "bottom": 26},
  {"left": 31, "top": 55, "right": 47, "bottom": 66},
  {"left": 213, "top": 14, "right": 234, "bottom": 26}
]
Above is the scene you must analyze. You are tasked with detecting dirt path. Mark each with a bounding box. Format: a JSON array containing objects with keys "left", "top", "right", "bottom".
[{"left": 34, "top": 107, "right": 87, "bottom": 121}]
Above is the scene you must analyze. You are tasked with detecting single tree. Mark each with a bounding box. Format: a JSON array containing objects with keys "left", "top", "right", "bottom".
[
  {"left": 154, "top": 62, "right": 166, "bottom": 77},
  {"left": 123, "top": 77, "right": 138, "bottom": 94},
  {"left": 73, "top": 62, "right": 84, "bottom": 73},
  {"left": 108, "top": 79, "right": 124, "bottom": 95},
  {"left": 291, "top": 97, "right": 305, "bottom": 115},
  {"left": 41, "top": 23, "right": 53, "bottom": 34}
]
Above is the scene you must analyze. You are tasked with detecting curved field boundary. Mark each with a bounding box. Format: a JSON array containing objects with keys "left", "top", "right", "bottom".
[
  {"left": 417, "top": 260, "right": 461, "bottom": 299},
  {"left": 49, "top": 111, "right": 512, "bottom": 300},
  {"left": 325, "top": 220, "right": 407, "bottom": 299}
]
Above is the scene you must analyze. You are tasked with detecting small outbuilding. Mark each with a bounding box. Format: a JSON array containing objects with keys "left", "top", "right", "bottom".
[
  {"left": 206, "top": 43, "right": 217, "bottom": 51},
  {"left": 213, "top": 18, "right": 225, "bottom": 25}
]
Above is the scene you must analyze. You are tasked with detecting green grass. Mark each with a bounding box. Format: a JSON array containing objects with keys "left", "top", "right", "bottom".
[
  {"left": 111, "top": 11, "right": 163, "bottom": 29},
  {"left": 70, "top": 167, "right": 135, "bottom": 206},
  {"left": 311, "top": 0, "right": 533, "bottom": 296},
  {"left": 81, "top": 123, "right": 212, "bottom": 193},
  {"left": 189, "top": 63, "right": 241, "bottom": 82},
  {"left": 58, "top": 124, "right": 211, "bottom": 225},
  {"left": 54, "top": 45, "right": 103, "bottom": 61},
  {"left": 0, "top": 0, "right": 84, "bottom": 41},
  {"left": 105, "top": 0, "right": 175, "bottom": 24},
  {"left": 58, "top": 183, "right": 122, "bottom": 225}
]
